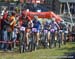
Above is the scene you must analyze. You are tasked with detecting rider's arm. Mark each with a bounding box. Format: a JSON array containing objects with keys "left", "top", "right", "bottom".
[
  {"left": 27, "top": 16, "right": 32, "bottom": 22},
  {"left": 55, "top": 22, "right": 60, "bottom": 30}
]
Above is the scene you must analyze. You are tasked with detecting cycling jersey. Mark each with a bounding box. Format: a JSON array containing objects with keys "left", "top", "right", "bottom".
[
  {"left": 44, "top": 21, "right": 50, "bottom": 30},
  {"left": 33, "top": 20, "right": 41, "bottom": 29},
  {"left": 19, "top": 15, "right": 32, "bottom": 32},
  {"left": 32, "top": 20, "right": 41, "bottom": 32},
  {"left": 50, "top": 22, "right": 59, "bottom": 32},
  {"left": 19, "top": 16, "right": 31, "bottom": 27}
]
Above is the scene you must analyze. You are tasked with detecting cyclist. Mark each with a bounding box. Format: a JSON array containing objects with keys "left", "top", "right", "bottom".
[
  {"left": 42, "top": 19, "right": 51, "bottom": 48},
  {"left": 58, "top": 20, "right": 68, "bottom": 45},
  {"left": 19, "top": 13, "right": 32, "bottom": 52},
  {"left": 32, "top": 16, "right": 41, "bottom": 50},
  {"left": 49, "top": 18, "right": 60, "bottom": 48}
]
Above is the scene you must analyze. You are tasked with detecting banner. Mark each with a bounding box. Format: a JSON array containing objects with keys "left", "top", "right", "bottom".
[
  {"left": 22, "top": 11, "right": 62, "bottom": 22},
  {"left": 24, "top": 11, "right": 52, "bottom": 18}
]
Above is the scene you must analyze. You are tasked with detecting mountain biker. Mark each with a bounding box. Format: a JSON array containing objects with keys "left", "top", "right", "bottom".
[
  {"left": 32, "top": 16, "right": 41, "bottom": 49},
  {"left": 49, "top": 18, "right": 60, "bottom": 48},
  {"left": 19, "top": 13, "right": 32, "bottom": 50},
  {"left": 42, "top": 19, "right": 50, "bottom": 48}
]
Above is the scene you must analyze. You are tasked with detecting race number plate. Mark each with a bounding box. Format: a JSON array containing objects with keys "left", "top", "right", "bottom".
[
  {"left": 20, "top": 27, "right": 25, "bottom": 31},
  {"left": 50, "top": 29, "right": 55, "bottom": 32},
  {"left": 44, "top": 30, "right": 48, "bottom": 33},
  {"left": 32, "top": 28, "right": 37, "bottom": 32}
]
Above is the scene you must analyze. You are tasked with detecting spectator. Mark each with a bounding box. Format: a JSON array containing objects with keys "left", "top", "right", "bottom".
[{"left": 7, "top": 12, "right": 16, "bottom": 50}]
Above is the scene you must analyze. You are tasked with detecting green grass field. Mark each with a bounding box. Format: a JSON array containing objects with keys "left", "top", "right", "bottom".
[{"left": 0, "top": 42, "right": 75, "bottom": 59}]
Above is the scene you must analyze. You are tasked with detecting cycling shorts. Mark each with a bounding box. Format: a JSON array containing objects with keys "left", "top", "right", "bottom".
[
  {"left": 43, "top": 29, "right": 48, "bottom": 33},
  {"left": 32, "top": 28, "right": 40, "bottom": 33},
  {"left": 50, "top": 29, "right": 55, "bottom": 33}
]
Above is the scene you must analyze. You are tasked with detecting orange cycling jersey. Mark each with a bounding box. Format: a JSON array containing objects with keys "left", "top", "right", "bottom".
[{"left": 9, "top": 16, "right": 16, "bottom": 31}]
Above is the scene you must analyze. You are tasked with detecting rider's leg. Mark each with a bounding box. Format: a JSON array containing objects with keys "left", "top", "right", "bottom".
[
  {"left": 36, "top": 32, "right": 40, "bottom": 47},
  {"left": 54, "top": 31, "right": 58, "bottom": 47},
  {"left": 26, "top": 32, "right": 29, "bottom": 46},
  {"left": 48, "top": 31, "right": 50, "bottom": 47},
  {"left": 25, "top": 28, "right": 31, "bottom": 50},
  {"left": 50, "top": 32, "right": 55, "bottom": 48}
]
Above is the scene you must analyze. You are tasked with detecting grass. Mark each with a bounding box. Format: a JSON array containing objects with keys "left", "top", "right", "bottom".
[{"left": 0, "top": 42, "right": 75, "bottom": 59}]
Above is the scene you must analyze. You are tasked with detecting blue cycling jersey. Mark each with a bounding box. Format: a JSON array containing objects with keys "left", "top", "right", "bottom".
[{"left": 33, "top": 20, "right": 41, "bottom": 29}]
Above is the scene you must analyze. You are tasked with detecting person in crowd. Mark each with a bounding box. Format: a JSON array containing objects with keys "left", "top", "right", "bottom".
[
  {"left": 1, "top": 9, "right": 9, "bottom": 51},
  {"left": 1, "top": 7, "right": 6, "bottom": 16},
  {"left": 7, "top": 12, "right": 16, "bottom": 50}
]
